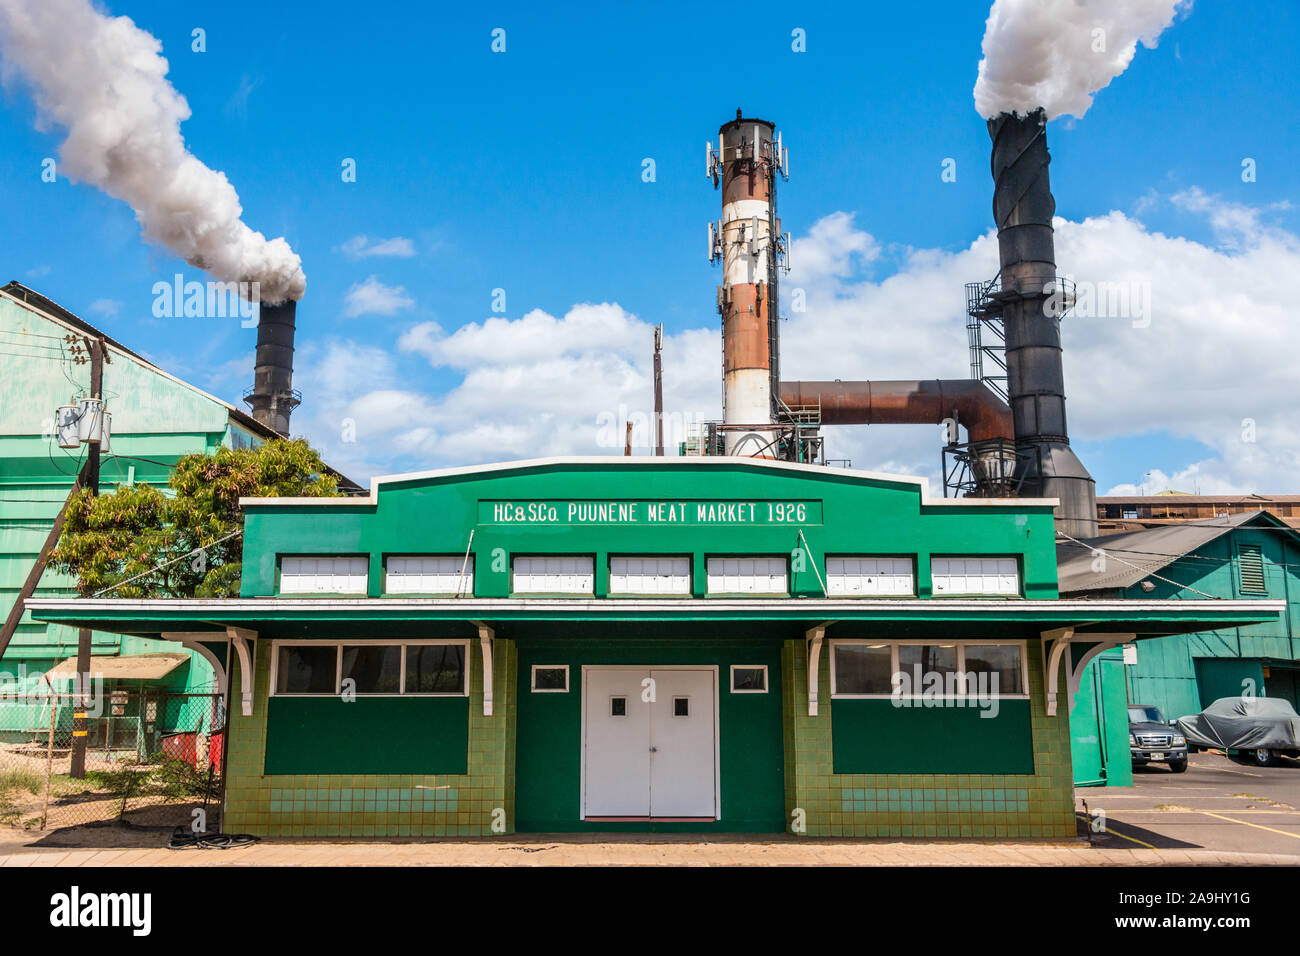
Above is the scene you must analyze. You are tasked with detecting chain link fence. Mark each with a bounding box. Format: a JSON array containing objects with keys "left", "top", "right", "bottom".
[{"left": 0, "top": 687, "right": 225, "bottom": 833}]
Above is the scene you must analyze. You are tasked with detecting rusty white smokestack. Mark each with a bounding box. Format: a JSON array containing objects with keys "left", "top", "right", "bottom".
[
  {"left": 709, "top": 109, "right": 786, "bottom": 457},
  {"left": 989, "top": 108, "right": 1096, "bottom": 536},
  {"left": 244, "top": 299, "right": 300, "bottom": 437}
]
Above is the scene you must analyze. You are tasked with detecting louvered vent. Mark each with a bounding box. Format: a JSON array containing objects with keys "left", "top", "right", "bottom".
[{"left": 1238, "top": 544, "right": 1267, "bottom": 594}]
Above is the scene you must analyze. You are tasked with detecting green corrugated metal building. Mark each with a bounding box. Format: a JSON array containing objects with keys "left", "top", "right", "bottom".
[
  {"left": 0, "top": 282, "right": 278, "bottom": 727},
  {"left": 1060, "top": 510, "right": 1300, "bottom": 785},
  {"left": 31, "top": 457, "right": 1280, "bottom": 838}
]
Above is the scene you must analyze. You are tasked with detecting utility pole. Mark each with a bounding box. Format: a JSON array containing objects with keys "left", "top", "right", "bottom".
[
  {"left": 69, "top": 337, "right": 104, "bottom": 779},
  {"left": 653, "top": 324, "right": 664, "bottom": 456}
]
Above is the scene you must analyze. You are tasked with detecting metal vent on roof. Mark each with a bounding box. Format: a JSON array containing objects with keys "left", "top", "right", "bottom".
[{"left": 1238, "top": 544, "right": 1266, "bottom": 594}]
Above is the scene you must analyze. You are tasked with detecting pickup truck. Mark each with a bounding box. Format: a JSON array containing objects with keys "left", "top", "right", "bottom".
[{"left": 1129, "top": 704, "right": 1188, "bottom": 773}]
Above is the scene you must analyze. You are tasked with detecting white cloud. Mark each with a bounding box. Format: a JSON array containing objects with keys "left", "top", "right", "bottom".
[
  {"left": 294, "top": 304, "right": 721, "bottom": 481},
  {"left": 338, "top": 235, "right": 418, "bottom": 259},
  {"left": 788, "top": 211, "right": 880, "bottom": 288},
  {"left": 87, "top": 298, "right": 121, "bottom": 318},
  {"left": 342, "top": 275, "right": 414, "bottom": 317},
  {"left": 294, "top": 193, "right": 1300, "bottom": 495},
  {"left": 1169, "top": 187, "right": 1293, "bottom": 250},
  {"left": 399, "top": 302, "right": 646, "bottom": 368}
]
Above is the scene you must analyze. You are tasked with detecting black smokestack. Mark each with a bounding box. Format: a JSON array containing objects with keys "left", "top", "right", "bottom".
[
  {"left": 988, "top": 109, "right": 1096, "bottom": 537},
  {"left": 245, "top": 299, "right": 300, "bottom": 437}
]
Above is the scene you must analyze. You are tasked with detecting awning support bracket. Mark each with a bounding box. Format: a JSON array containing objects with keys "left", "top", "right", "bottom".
[
  {"left": 1041, "top": 627, "right": 1133, "bottom": 717},
  {"left": 806, "top": 625, "right": 826, "bottom": 717},
  {"left": 226, "top": 626, "right": 257, "bottom": 717},
  {"left": 474, "top": 622, "right": 494, "bottom": 717}
]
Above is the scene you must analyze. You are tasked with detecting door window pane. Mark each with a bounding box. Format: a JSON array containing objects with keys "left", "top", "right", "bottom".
[
  {"left": 532, "top": 666, "right": 569, "bottom": 692},
  {"left": 832, "top": 645, "right": 892, "bottom": 695},
  {"left": 731, "top": 666, "right": 767, "bottom": 692},
  {"left": 898, "top": 644, "right": 959, "bottom": 684},
  {"left": 964, "top": 644, "right": 1024, "bottom": 695},
  {"left": 276, "top": 646, "right": 337, "bottom": 694},
  {"left": 404, "top": 644, "right": 466, "bottom": 694},
  {"left": 341, "top": 645, "right": 402, "bottom": 694}
]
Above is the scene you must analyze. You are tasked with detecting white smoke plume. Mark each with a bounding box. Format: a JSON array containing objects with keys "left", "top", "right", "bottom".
[
  {"left": 974, "top": 0, "right": 1191, "bottom": 120},
  {"left": 0, "top": 0, "right": 306, "bottom": 302}
]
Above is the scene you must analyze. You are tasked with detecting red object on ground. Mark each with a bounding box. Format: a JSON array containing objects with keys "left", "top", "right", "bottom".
[{"left": 160, "top": 730, "right": 224, "bottom": 772}]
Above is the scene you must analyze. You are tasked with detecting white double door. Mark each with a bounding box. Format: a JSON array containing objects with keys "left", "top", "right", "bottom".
[{"left": 582, "top": 667, "right": 718, "bottom": 819}]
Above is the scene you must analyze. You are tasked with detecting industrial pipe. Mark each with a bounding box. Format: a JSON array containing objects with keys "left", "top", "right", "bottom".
[
  {"left": 779, "top": 380, "right": 1012, "bottom": 444},
  {"left": 989, "top": 109, "right": 1096, "bottom": 535},
  {"left": 246, "top": 298, "right": 300, "bottom": 437}
]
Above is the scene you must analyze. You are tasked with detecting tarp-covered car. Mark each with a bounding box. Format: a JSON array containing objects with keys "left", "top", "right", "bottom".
[{"left": 1175, "top": 697, "right": 1300, "bottom": 766}]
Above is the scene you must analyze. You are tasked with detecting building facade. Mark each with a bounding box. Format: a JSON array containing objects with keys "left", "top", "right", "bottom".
[
  {"left": 31, "top": 458, "right": 1280, "bottom": 837},
  {"left": 1096, "top": 493, "right": 1300, "bottom": 534}
]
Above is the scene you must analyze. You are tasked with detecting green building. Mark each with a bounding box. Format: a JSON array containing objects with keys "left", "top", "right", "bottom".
[
  {"left": 1059, "top": 510, "right": 1300, "bottom": 785},
  {"left": 0, "top": 282, "right": 280, "bottom": 731},
  {"left": 31, "top": 457, "right": 1278, "bottom": 838}
]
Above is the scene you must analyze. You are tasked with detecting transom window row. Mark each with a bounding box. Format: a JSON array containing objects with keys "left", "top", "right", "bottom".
[{"left": 275, "top": 554, "right": 1022, "bottom": 597}]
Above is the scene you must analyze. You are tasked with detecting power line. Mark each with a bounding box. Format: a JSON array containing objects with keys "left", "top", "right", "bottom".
[
  {"left": 93, "top": 528, "right": 244, "bottom": 597},
  {"left": 1056, "top": 530, "right": 1218, "bottom": 598}
]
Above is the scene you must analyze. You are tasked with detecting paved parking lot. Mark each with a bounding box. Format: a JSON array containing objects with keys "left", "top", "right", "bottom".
[{"left": 1075, "top": 750, "right": 1300, "bottom": 856}]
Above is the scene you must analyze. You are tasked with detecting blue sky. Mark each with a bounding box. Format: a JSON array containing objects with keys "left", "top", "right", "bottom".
[{"left": 2, "top": 1, "right": 1298, "bottom": 492}]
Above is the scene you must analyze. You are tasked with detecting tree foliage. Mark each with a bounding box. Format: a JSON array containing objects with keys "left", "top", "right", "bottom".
[{"left": 49, "top": 439, "right": 345, "bottom": 598}]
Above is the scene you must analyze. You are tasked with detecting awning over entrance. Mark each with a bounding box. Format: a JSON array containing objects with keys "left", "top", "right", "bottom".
[
  {"left": 28, "top": 597, "right": 1283, "bottom": 722},
  {"left": 46, "top": 652, "right": 188, "bottom": 681},
  {"left": 22, "top": 596, "right": 1286, "bottom": 637}
]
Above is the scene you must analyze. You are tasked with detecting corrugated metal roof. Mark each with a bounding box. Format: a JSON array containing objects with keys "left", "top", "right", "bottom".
[
  {"left": 1056, "top": 510, "right": 1291, "bottom": 594},
  {"left": 46, "top": 653, "right": 188, "bottom": 681},
  {"left": 2, "top": 280, "right": 363, "bottom": 493}
]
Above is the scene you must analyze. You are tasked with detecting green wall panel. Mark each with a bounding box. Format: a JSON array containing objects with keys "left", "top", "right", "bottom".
[
  {"left": 830, "top": 698, "right": 1034, "bottom": 774},
  {"left": 1070, "top": 648, "right": 1132, "bottom": 787},
  {"left": 264, "top": 696, "right": 469, "bottom": 775},
  {"left": 514, "top": 637, "right": 785, "bottom": 833},
  {"left": 1193, "top": 658, "right": 1265, "bottom": 710}
]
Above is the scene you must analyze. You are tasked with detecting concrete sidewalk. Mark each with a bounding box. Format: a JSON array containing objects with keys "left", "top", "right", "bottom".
[{"left": 1, "top": 836, "right": 1295, "bottom": 866}]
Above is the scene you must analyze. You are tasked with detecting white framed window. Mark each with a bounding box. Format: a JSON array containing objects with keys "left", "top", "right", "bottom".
[
  {"left": 270, "top": 639, "right": 469, "bottom": 697},
  {"left": 531, "top": 665, "right": 569, "bottom": 692},
  {"left": 279, "top": 556, "right": 368, "bottom": 595},
  {"left": 930, "top": 556, "right": 1020, "bottom": 596},
  {"left": 826, "top": 556, "right": 914, "bottom": 596},
  {"left": 730, "top": 665, "right": 768, "bottom": 693},
  {"left": 609, "top": 556, "right": 691, "bottom": 595},
  {"left": 829, "top": 639, "right": 1028, "bottom": 699},
  {"left": 512, "top": 555, "right": 595, "bottom": 594},
  {"left": 706, "top": 556, "right": 788, "bottom": 595},
  {"left": 385, "top": 555, "right": 473, "bottom": 595}
]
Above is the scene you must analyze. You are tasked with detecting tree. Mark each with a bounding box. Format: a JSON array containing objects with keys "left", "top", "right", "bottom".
[{"left": 49, "top": 439, "right": 345, "bottom": 598}]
